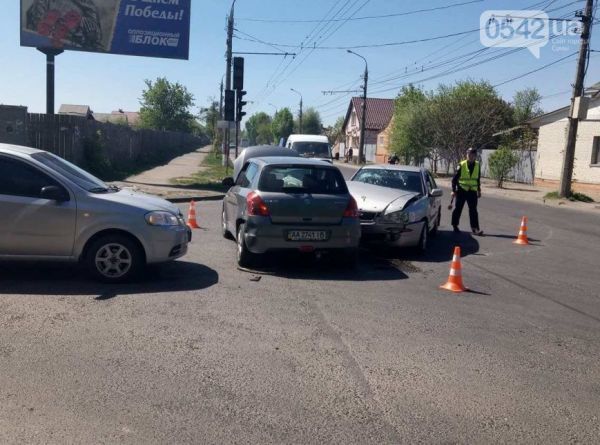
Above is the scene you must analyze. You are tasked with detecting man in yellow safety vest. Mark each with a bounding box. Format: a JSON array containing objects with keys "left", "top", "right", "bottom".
[{"left": 451, "top": 147, "right": 484, "bottom": 236}]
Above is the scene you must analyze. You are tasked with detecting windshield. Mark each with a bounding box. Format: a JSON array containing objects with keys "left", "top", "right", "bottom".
[
  {"left": 31, "top": 152, "right": 110, "bottom": 193},
  {"left": 291, "top": 142, "right": 331, "bottom": 158},
  {"left": 352, "top": 169, "right": 424, "bottom": 194},
  {"left": 259, "top": 165, "right": 347, "bottom": 194}
]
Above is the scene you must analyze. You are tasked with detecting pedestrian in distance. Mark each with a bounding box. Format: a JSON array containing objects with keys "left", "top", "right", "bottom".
[
  {"left": 451, "top": 147, "right": 484, "bottom": 236},
  {"left": 348, "top": 147, "right": 354, "bottom": 163},
  {"left": 388, "top": 153, "right": 399, "bottom": 165}
]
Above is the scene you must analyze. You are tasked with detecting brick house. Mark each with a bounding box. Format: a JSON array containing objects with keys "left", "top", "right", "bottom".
[
  {"left": 528, "top": 82, "right": 600, "bottom": 191},
  {"left": 342, "top": 97, "right": 394, "bottom": 163}
]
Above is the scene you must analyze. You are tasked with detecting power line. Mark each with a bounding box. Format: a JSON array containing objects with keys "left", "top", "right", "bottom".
[
  {"left": 237, "top": 0, "right": 483, "bottom": 23},
  {"left": 493, "top": 51, "right": 578, "bottom": 87},
  {"left": 235, "top": 28, "right": 479, "bottom": 50}
]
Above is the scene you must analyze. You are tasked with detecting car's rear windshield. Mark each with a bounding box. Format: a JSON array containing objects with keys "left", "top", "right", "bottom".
[
  {"left": 352, "top": 169, "right": 423, "bottom": 194},
  {"left": 259, "top": 165, "right": 348, "bottom": 194},
  {"left": 291, "top": 142, "right": 331, "bottom": 158}
]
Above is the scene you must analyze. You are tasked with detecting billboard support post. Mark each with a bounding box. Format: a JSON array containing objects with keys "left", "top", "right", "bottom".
[{"left": 37, "top": 48, "right": 63, "bottom": 115}]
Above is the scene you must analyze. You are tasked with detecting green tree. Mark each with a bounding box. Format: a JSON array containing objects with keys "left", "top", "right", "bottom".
[
  {"left": 298, "top": 108, "right": 323, "bottom": 135},
  {"left": 245, "top": 112, "right": 273, "bottom": 145},
  {"left": 326, "top": 116, "right": 345, "bottom": 145},
  {"left": 428, "top": 80, "right": 514, "bottom": 167},
  {"left": 513, "top": 88, "right": 543, "bottom": 124},
  {"left": 139, "top": 78, "right": 195, "bottom": 132},
  {"left": 389, "top": 85, "right": 431, "bottom": 164},
  {"left": 198, "top": 100, "right": 221, "bottom": 146},
  {"left": 488, "top": 145, "right": 520, "bottom": 188},
  {"left": 271, "top": 108, "right": 294, "bottom": 143}
]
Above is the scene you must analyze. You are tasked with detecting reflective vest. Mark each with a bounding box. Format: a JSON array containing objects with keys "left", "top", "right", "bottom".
[{"left": 459, "top": 160, "right": 480, "bottom": 192}]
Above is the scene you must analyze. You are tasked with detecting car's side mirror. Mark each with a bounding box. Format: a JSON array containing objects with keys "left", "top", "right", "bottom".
[
  {"left": 41, "top": 185, "right": 70, "bottom": 202},
  {"left": 222, "top": 177, "right": 235, "bottom": 188},
  {"left": 430, "top": 188, "right": 444, "bottom": 198}
]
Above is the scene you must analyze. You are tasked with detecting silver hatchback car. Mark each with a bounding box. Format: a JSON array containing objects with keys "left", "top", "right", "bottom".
[
  {"left": 221, "top": 157, "right": 361, "bottom": 267},
  {"left": 0, "top": 143, "right": 191, "bottom": 282}
]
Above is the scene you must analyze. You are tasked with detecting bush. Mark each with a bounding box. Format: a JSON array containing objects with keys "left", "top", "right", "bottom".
[
  {"left": 83, "top": 130, "right": 113, "bottom": 179},
  {"left": 488, "top": 146, "right": 519, "bottom": 188},
  {"left": 544, "top": 191, "right": 594, "bottom": 203}
]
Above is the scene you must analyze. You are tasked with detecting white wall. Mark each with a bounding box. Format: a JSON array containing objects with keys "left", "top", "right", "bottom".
[{"left": 535, "top": 116, "right": 600, "bottom": 185}]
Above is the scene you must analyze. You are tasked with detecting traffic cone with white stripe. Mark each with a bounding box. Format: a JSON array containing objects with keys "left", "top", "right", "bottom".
[
  {"left": 440, "top": 246, "right": 468, "bottom": 293},
  {"left": 187, "top": 200, "right": 200, "bottom": 229},
  {"left": 513, "top": 216, "right": 529, "bottom": 245}
]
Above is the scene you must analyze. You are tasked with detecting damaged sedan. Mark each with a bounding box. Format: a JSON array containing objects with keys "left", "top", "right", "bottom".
[{"left": 347, "top": 165, "right": 443, "bottom": 251}]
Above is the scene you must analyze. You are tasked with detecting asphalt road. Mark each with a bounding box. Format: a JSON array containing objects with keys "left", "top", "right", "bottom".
[{"left": 1, "top": 173, "right": 599, "bottom": 443}]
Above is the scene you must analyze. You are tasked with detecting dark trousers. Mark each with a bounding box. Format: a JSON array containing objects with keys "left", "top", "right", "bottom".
[{"left": 451, "top": 189, "right": 480, "bottom": 230}]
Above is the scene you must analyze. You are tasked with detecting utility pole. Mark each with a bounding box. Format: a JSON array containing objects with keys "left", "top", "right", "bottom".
[
  {"left": 223, "top": 0, "right": 236, "bottom": 166},
  {"left": 291, "top": 88, "right": 303, "bottom": 133},
  {"left": 38, "top": 48, "right": 63, "bottom": 114},
  {"left": 219, "top": 76, "right": 224, "bottom": 118},
  {"left": 348, "top": 50, "right": 368, "bottom": 164},
  {"left": 558, "top": 0, "right": 593, "bottom": 198}
]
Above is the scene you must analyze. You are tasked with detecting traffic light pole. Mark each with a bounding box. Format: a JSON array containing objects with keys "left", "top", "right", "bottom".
[
  {"left": 558, "top": 0, "right": 593, "bottom": 198},
  {"left": 223, "top": 0, "right": 236, "bottom": 167}
]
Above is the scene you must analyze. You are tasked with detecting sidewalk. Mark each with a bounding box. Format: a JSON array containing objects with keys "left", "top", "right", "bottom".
[
  {"left": 435, "top": 176, "right": 600, "bottom": 214},
  {"left": 111, "top": 145, "right": 225, "bottom": 202}
]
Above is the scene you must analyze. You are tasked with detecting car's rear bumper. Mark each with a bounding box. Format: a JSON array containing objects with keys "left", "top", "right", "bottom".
[{"left": 243, "top": 217, "right": 361, "bottom": 254}]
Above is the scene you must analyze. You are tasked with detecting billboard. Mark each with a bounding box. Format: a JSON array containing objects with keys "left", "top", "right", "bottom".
[{"left": 20, "top": 0, "right": 190, "bottom": 60}]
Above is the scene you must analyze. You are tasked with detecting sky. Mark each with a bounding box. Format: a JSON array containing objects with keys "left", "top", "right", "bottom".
[{"left": 2, "top": 0, "right": 598, "bottom": 126}]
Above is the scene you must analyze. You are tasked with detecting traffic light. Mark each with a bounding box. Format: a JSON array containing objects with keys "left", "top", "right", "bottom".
[
  {"left": 224, "top": 89, "right": 235, "bottom": 121},
  {"left": 233, "top": 57, "right": 244, "bottom": 91},
  {"left": 236, "top": 90, "right": 247, "bottom": 122}
]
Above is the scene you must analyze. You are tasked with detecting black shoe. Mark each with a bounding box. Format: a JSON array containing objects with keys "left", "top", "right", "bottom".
[
  {"left": 472, "top": 229, "right": 484, "bottom": 236},
  {"left": 453, "top": 226, "right": 460, "bottom": 233}
]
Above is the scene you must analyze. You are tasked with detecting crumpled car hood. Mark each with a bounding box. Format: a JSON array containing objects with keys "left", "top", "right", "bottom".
[{"left": 347, "top": 181, "right": 420, "bottom": 213}]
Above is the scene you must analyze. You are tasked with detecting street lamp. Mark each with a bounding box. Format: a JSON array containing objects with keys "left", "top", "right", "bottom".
[
  {"left": 347, "top": 49, "right": 368, "bottom": 164},
  {"left": 290, "top": 88, "right": 303, "bottom": 133}
]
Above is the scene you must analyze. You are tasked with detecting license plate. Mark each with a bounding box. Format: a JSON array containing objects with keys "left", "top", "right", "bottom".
[{"left": 287, "top": 230, "right": 329, "bottom": 242}]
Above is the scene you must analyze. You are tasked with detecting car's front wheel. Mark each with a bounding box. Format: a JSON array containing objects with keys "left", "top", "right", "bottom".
[
  {"left": 237, "top": 223, "right": 258, "bottom": 268},
  {"left": 222, "top": 207, "right": 234, "bottom": 240},
  {"left": 430, "top": 210, "right": 441, "bottom": 237},
  {"left": 85, "top": 234, "right": 144, "bottom": 282},
  {"left": 417, "top": 221, "right": 428, "bottom": 253}
]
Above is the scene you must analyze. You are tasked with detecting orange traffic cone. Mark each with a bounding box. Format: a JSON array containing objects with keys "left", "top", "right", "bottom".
[
  {"left": 187, "top": 200, "right": 200, "bottom": 229},
  {"left": 514, "top": 216, "right": 529, "bottom": 245},
  {"left": 440, "top": 246, "right": 468, "bottom": 293}
]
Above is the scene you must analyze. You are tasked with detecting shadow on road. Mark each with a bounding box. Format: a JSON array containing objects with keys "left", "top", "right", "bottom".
[
  {"left": 239, "top": 250, "right": 409, "bottom": 281},
  {"left": 362, "top": 229, "right": 480, "bottom": 264},
  {"left": 0, "top": 260, "right": 218, "bottom": 297}
]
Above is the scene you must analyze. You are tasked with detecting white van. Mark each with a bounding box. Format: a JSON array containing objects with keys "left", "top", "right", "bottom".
[{"left": 285, "top": 135, "right": 333, "bottom": 164}]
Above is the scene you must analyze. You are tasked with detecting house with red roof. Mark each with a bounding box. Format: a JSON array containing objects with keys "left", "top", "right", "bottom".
[{"left": 342, "top": 97, "right": 395, "bottom": 163}]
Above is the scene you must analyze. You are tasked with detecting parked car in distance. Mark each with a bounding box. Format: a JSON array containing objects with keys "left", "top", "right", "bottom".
[
  {"left": 285, "top": 134, "right": 333, "bottom": 163},
  {"left": 347, "top": 165, "right": 443, "bottom": 251},
  {"left": 230, "top": 145, "right": 300, "bottom": 183},
  {"left": 221, "top": 156, "right": 361, "bottom": 267},
  {"left": 0, "top": 143, "right": 191, "bottom": 282}
]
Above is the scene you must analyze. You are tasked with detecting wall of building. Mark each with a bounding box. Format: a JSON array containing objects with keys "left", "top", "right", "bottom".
[
  {"left": 375, "top": 120, "right": 393, "bottom": 164},
  {"left": 535, "top": 116, "right": 600, "bottom": 185}
]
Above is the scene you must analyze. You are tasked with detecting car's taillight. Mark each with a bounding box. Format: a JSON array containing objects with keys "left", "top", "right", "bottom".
[
  {"left": 343, "top": 196, "right": 359, "bottom": 218},
  {"left": 246, "top": 192, "right": 270, "bottom": 216}
]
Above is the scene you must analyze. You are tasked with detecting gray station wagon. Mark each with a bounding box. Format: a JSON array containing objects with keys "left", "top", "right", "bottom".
[
  {"left": 0, "top": 143, "right": 191, "bottom": 282},
  {"left": 221, "top": 156, "right": 361, "bottom": 267}
]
